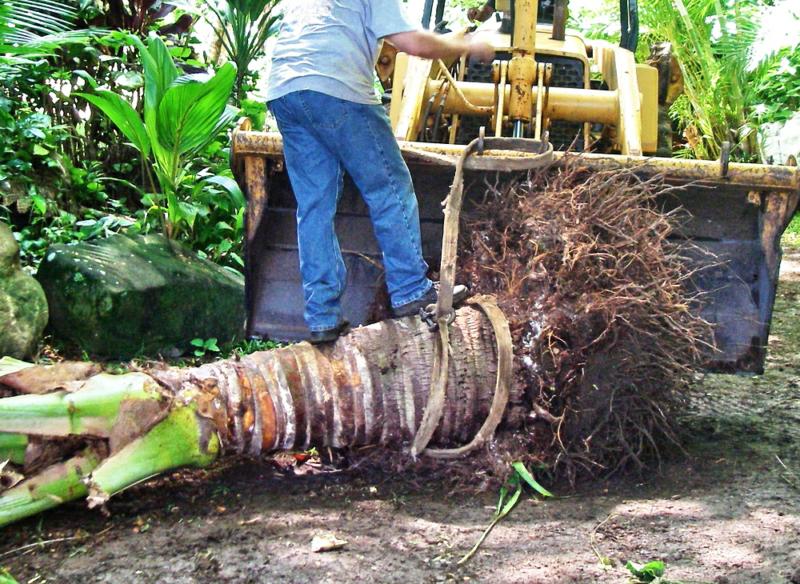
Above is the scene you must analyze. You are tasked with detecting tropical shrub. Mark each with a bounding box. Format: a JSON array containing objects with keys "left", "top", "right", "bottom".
[
  {"left": 77, "top": 34, "right": 239, "bottom": 239},
  {"left": 200, "top": 0, "right": 282, "bottom": 104},
  {"left": 643, "top": 0, "right": 800, "bottom": 162}
]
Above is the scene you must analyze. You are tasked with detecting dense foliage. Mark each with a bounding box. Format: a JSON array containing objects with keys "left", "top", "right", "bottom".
[
  {"left": 1, "top": 0, "right": 798, "bottom": 276},
  {"left": 0, "top": 0, "right": 279, "bottom": 271},
  {"left": 571, "top": 0, "right": 800, "bottom": 162}
]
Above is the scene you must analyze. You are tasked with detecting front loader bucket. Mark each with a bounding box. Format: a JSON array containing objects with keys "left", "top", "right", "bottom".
[{"left": 232, "top": 124, "right": 800, "bottom": 373}]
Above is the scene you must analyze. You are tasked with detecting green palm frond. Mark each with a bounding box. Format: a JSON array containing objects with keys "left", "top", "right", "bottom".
[
  {"left": 642, "top": 0, "right": 769, "bottom": 161},
  {"left": 0, "top": 0, "right": 77, "bottom": 44},
  {"left": 0, "top": 0, "right": 101, "bottom": 59},
  {"left": 200, "top": 0, "right": 282, "bottom": 102}
]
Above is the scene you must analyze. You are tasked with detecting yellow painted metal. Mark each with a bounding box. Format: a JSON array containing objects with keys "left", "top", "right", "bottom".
[
  {"left": 495, "top": 61, "right": 508, "bottom": 137},
  {"left": 394, "top": 56, "right": 435, "bottom": 141},
  {"left": 512, "top": 0, "right": 537, "bottom": 54},
  {"left": 636, "top": 63, "right": 659, "bottom": 154},
  {"left": 423, "top": 80, "right": 619, "bottom": 124},
  {"left": 534, "top": 63, "right": 546, "bottom": 140},
  {"left": 593, "top": 40, "right": 643, "bottom": 155},
  {"left": 476, "top": 29, "right": 590, "bottom": 88},
  {"left": 390, "top": 51, "right": 408, "bottom": 130},
  {"left": 508, "top": 55, "right": 537, "bottom": 124},
  {"left": 448, "top": 54, "right": 468, "bottom": 145},
  {"left": 231, "top": 129, "right": 800, "bottom": 195},
  {"left": 507, "top": 0, "right": 538, "bottom": 126}
]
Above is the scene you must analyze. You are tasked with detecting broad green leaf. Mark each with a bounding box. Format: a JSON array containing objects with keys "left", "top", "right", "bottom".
[
  {"left": 30, "top": 193, "right": 47, "bottom": 215},
  {"left": 72, "top": 69, "right": 98, "bottom": 89},
  {"left": 498, "top": 486, "right": 521, "bottom": 517},
  {"left": 115, "top": 70, "right": 144, "bottom": 90},
  {"left": 496, "top": 484, "right": 508, "bottom": 515},
  {"left": 204, "top": 174, "right": 245, "bottom": 207},
  {"left": 156, "top": 62, "right": 236, "bottom": 156},
  {"left": 131, "top": 34, "right": 178, "bottom": 135},
  {"left": 625, "top": 560, "right": 666, "bottom": 582},
  {"left": 511, "top": 462, "right": 553, "bottom": 498},
  {"left": 77, "top": 91, "right": 150, "bottom": 157},
  {"left": 0, "top": 567, "right": 19, "bottom": 584},
  {"left": 175, "top": 200, "right": 202, "bottom": 229}
]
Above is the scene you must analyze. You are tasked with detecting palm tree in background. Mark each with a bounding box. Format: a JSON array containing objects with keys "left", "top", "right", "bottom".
[{"left": 201, "top": 0, "right": 282, "bottom": 104}]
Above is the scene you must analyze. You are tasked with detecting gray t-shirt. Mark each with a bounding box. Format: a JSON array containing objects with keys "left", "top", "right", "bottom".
[{"left": 266, "top": 0, "right": 417, "bottom": 104}]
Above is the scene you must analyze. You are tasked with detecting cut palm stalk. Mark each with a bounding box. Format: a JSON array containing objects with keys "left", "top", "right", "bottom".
[
  {"left": 87, "top": 405, "right": 220, "bottom": 506},
  {"left": 0, "top": 305, "right": 511, "bottom": 528},
  {"left": 0, "top": 373, "right": 164, "bottom": 437},
  {"left": 0, "top": 433, "right": 27, "bottom": 465},
  {"left": 0, "top": 448, "right": 103, "bottom": 527}
]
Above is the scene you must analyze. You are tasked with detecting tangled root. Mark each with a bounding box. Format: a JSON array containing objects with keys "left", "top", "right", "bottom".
[{"left": 460, "top": 157, "right": 713, "bottom": 482}]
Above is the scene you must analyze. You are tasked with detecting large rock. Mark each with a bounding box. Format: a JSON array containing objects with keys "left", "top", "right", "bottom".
[
  {"left": 37, "top": 234, "right": 245, "bottom": 358},
  {"left": 0, "top": 222, "right": 49, "bottom": 358}
]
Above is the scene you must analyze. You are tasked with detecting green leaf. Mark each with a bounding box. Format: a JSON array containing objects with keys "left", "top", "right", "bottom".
[
  {"left": 511, "top": 462, "right": 553, "bottom": 498},
  {"left": 174, "top": 200, "right": 202, "bottom": 229},
  {"left": 72, "top": 69, "right": 98, "bottom": 89},
  {"left": 115, "top": 70, "right": 144, "bottom": 90},
  {"left": 625, "top": 560, "right": 666, "bottom": 582},
  {"left": 496, "top": 484, "right": 507, "bottom": 515},
  {"left": 32, "top": 144, "right": 49, "bottom": 156},
  {"left": 190, "top": 338, "right": 205, "bottom": 347},
  {"left": 204, "top": 174, "right": 245, "bottom": 207},
  {"left": 498, "top": 486, "right": 521, "bottom": 517},
  {"left": 156, "top": 62, "right": 236, "bottom": 157},
  {"left": 138, "top": 34, "right": 178, "bottom": 117},
  {"left": 30, "top": 193, "right": 47, "bottom": 215},
  {"left": 77, "top": 91, "right": 150, "bottom": 157}
]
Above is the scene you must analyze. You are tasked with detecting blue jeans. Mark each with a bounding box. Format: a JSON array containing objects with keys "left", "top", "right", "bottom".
[{"left": 268, "top": 90, "right": 433, "bottom": 332}]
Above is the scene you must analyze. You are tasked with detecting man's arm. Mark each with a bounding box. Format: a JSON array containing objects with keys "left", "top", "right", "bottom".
[{"left": 384, "top": 30, "right": 495, "bottom": 63}]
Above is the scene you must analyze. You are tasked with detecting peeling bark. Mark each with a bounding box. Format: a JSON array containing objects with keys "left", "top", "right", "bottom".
[
  {"left": 156, "top": 304, "right": 516, "bottom": 454},
  {"left": 0, "top": 306, "right": 521, "bottom": 527}
]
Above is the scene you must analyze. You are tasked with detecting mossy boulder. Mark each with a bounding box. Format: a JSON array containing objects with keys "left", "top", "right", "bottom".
[
  {"left": 37, "top": 234, "right": 245, "bottom": 359},
  {"left": 0, "top": 221, "right": 49, "bottom": 358}
]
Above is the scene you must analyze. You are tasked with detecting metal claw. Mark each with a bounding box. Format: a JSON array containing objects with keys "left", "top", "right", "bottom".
[{"left": 419, "top": 306, "right": 456, "bottom": 332}]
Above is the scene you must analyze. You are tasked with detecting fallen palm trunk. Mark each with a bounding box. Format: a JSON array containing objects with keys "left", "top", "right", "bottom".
[
  {"left": 0, "top": 301, "right": 516, "bottom": 527},
  {"left": 0, "top": 161, "right": 714, "bottom": 528}
]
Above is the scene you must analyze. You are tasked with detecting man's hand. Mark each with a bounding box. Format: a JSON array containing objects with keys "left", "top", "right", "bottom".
[
  {"left": 468, "top": 38, "right": 495, "bottom": 63},
  {"left": 385, "top": 30, "right": 495, "bottom": 64}
]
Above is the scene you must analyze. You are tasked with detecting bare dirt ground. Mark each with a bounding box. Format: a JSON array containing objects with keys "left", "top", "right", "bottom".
[{"left": 3, "top": 254, "right": 800, "bottom": 584}]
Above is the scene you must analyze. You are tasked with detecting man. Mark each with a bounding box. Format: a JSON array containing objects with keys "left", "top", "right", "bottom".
[{"left": 266, "top": 1, "right": 495, "bottom": 343}]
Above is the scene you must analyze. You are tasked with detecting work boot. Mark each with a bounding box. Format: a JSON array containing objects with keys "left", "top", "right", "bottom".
[
  {"left": 392, "top": 282, "right": 469, "bottom": 318},
  {"left": 308, "top": 320, "right": 350, "bottom": 345}
]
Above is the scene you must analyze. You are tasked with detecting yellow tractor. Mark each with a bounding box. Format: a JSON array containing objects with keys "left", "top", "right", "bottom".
[{"left": 232, "top": 0, "right": 800, "bottom": 373}]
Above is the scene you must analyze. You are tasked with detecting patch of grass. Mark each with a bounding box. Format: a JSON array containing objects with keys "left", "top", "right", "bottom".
[{"left": 783, "top": 214, "right": 800, "bottom": 250}]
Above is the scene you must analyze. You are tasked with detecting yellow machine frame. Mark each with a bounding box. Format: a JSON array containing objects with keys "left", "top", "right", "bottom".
[{"left": 387, "top": 0, "right": 658, "bottom": 155}]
